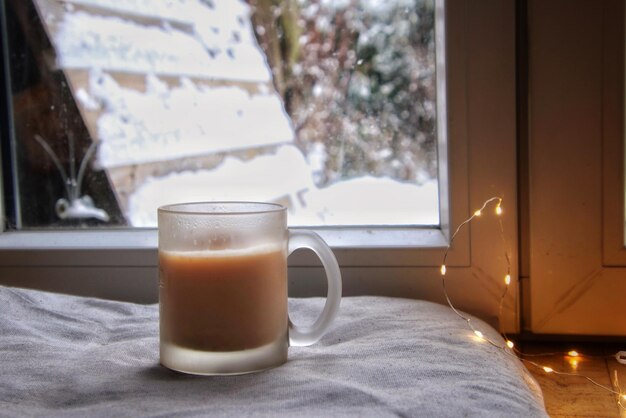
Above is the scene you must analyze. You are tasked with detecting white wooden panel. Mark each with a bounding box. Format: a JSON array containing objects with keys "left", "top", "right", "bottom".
[
  {"left": 529, "top": 0, "right": 626, "bottom": 335},
  {"left": 602, "top": 0, "right": 626, "bottom": 265}
]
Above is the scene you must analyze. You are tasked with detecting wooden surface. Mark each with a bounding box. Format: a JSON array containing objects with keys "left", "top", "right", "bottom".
[{"left": 521, "top": 342, "right": 626, "bottom": 417}]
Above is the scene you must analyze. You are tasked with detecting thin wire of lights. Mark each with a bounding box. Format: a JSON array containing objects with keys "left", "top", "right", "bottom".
[{"left": 440, "top": 197, "right": 626, "bottom": 410}]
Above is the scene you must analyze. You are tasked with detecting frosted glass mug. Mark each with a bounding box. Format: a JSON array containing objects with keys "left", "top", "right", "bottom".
[{"left": 158, "top": 201, "right": 342, "bottom": 375}]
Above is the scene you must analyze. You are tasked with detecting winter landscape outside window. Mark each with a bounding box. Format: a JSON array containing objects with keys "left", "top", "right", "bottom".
[{"left": 2, "top": 0, "right": 439, "bottom": 229}]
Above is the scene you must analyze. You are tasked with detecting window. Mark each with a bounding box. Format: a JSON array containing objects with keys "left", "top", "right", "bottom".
[
  {"left": 2, "top": 0, "right": 439, "bottom": 229},
  {"left": 0, "top": 0, "right": 518, "bottom": 333}
]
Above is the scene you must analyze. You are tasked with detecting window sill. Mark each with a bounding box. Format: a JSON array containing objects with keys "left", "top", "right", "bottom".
[{"left": 0, "top": 227, "right": 453, "bottom": 267}]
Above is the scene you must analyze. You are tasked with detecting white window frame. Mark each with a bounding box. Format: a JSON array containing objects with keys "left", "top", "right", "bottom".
[{"left": 0, "top": 0, "right": 518, "bottom": 332}]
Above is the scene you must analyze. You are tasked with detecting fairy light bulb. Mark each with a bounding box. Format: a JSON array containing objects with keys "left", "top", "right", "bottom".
[
  {"left": 440, "top": 265, "right": 446, "bottom": 276},
  {"left": 495, "top": 205, "right": 503, "bottom": 215},
  {"left": 473, "top": 330, "right": 484, "bottom": 339},
  {"left": 543, "top": 366, "right": 554, "bottom": 373},
  {"left": 504, "top": 274, "right": 511, "bottom": 286},
  {"left": 506, "top": 340, "right": 514, "bottom": 349},
  {"left": 474, "top": 209, "right": 482, "bottom": 217},
  {"left": 567, "top": 350, "right": 579, "bottom": 357}
]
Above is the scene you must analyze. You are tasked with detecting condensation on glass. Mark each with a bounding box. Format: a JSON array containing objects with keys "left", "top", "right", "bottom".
[{"left": 0, "top": 0, "right": 439, "bottom": 229}]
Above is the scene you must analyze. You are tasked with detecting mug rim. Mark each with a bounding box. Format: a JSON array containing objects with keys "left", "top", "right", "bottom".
[{"left": 157, "top": 201, "right": 287, "bottom": 216}]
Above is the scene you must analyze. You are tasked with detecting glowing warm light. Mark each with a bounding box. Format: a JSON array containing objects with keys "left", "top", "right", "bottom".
[
  {"left": 504, "top": 274, "right": 511, "bottom": 285},
  {"left": 440, "top": 196, "right": 625, "bottom": 409}
]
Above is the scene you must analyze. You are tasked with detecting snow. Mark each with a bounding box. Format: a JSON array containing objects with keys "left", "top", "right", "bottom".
[
  {"left": 82, "top": 71, "right": 293, "bottom": 168},
  {"left": 54, "top": 2, "right": 271, "bottom": 82},
  {"left": 128, "top": 144, "right": 439, "bottom": 227},
  {"left": 313, "top": 0, "right": 415, "bottom": 15},
  {"left": 296, "top": 176, "right": 439, "bottom": 226},
  {"left": 127, "top": 145, "right": 314, "bottom": 226},
  {"left": 51, "top": 0, "right": 291, "bottom": 168},
  {"left": 65, "top": 0, "right": 214, "bottom": 25}
]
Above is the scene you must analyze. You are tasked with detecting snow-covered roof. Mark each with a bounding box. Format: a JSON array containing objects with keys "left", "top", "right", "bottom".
[
  {"left": 79, "top": 71, "right": 293, "bottom": 168},
  {"left": 54, "top": 1, "right": 270, "bottom": 82},
  {"left": 34, "top": 0, "right": 293, "bottom": 168}
]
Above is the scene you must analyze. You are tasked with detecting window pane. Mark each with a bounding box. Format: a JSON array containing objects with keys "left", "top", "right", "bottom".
[{"left": 1, "top": 0, "right": 439, "bottom": 229}]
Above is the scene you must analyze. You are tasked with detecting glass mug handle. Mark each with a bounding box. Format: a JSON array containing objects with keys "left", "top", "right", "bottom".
[{"left": 287, "top": 230, "right": 342, "bottom": 347}]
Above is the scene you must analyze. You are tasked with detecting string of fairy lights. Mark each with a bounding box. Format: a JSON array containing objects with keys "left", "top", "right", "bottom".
[{"left": 440, "top": 197, "right": 626, "bottom": 410}]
